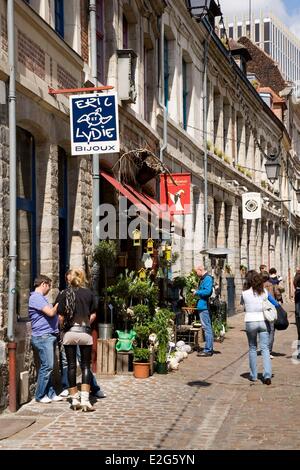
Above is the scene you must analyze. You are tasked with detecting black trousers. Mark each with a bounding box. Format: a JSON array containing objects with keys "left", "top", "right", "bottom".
[{"left": 64, "top": 345, "right": 92, "bottom": 388}]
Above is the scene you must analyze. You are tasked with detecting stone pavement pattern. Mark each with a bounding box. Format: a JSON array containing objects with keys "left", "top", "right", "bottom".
[{"left": 0, "top": 304, "right": 299, "bottom": 450}]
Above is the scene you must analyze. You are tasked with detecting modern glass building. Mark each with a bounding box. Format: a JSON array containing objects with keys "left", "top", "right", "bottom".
[{"left": 221, "top": 11, "right": 300, "bottom": 100}]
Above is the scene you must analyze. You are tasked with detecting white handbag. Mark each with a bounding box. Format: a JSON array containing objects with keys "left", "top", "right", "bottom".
[{"left": 262, "top": 296, "right": 277, "bottom": 322}]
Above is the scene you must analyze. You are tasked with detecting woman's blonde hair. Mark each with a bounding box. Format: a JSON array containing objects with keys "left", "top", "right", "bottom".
[{"left": 69, "top": 268, "right": 87, "bottom": 288}]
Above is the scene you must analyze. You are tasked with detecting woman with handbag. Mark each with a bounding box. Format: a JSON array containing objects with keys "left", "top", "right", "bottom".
[
  {"left": 58, "top": 268, "right": 97, "bottom": 411},
  {"left": 242, "top": 272, "right": 272, "bottom": 385},
  {"left": 261, "top": 271, "right": 280, "bottom": 358}
]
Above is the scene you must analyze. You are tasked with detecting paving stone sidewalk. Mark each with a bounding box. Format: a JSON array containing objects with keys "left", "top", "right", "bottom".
[{"left": 0, "top": 303, "right": 299, "bottom": 450}]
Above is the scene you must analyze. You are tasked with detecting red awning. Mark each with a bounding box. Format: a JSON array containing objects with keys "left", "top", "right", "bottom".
[
  {"left": 100, "top": 170, "right": 184, "bottom": 236},
  {"left": 100, "top": 171, "right": 149, "bottom": 214}
]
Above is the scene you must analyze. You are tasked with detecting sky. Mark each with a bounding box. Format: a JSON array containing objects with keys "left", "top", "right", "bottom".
[{"left": 219, "top": 0, "right": 300, "bottom": 39}]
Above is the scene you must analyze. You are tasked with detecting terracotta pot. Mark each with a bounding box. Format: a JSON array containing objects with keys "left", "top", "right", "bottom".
[{"left": 133, "top": 361, "right": 150, "bottom": 379}]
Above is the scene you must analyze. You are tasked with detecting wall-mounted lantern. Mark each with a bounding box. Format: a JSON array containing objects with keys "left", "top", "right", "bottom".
[{"left": 265, "top": 156, "right": 280, "bottom": 184}]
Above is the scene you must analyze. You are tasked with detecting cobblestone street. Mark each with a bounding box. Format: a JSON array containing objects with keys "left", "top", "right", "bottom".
[{"left": 1, "top": 304, "right": 299, "bottom": 450}]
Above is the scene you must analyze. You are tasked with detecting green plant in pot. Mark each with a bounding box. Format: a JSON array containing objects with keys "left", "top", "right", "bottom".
[
  {"left": 153, "top": 308, "right": 174, "bottom": 374},
  {"left": 93, "top": 240, "right": 117, "bottom": 337},
  {"left": 132, "top": 347, "right": 151, "bottom": 379},
  {"left": 107, "top": 270, "right": 135, "bottom": 330},
  {"left": 133, "top": 347, "right": 150, "bottom": 363}
]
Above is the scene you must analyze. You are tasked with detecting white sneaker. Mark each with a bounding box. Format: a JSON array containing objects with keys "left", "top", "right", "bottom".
[
  {"left": 92, "top": 389, "right": 106, "bottom": 399},
  {"left": 59, "top": 389, "right": 69, "bottom": 398},
  {"left": 270, "top": 354, "right": 274, "bottom": 359},
  {"left": 51, "top": 394, "right": 64, "bottom": 402},
  {"left": 37, "top": 396, "right": 52, "bottom": 404}
]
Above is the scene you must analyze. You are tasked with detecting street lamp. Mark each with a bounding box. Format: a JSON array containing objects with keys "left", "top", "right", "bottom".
[
  {"left": 185, "top": 0, "right": 221, "bottom": 24},
  {"left": 264, "top": 156, "right": 280, "bottom": 184}
]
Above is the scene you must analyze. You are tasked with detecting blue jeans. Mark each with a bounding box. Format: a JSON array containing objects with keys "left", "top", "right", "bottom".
[
  {"left": 199, "top": 309, "right": 213, "bottom": 353},
  {"left": 59, "top": 344, "right": 69, "bottom": 390},
  {"left": 245, "top": 321, "right": 272, "bottom": 381},
  {"left": 31, "top": 334, "right": 57, "bottom": 400}
]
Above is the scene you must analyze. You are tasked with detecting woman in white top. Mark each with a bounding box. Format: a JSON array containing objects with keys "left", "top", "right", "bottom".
[{"left": 242, "top": 272, "right": 272, "bottom": 384}]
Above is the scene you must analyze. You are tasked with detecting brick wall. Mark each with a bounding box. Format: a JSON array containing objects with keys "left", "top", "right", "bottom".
[
  {"left": 238, "top": 36, "right": 286, "bottom": 94},
  {"left": 57, "top": 64, "right": 78, "bottom": 89},
  {"left": 80, "top": 0, "right": 89, "bottom": 63},
  {"left": 18, "top": 30, "right": 45, "bottom": 80}
]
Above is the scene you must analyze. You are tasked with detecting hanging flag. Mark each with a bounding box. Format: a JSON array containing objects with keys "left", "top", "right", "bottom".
[
  {"left": 242, "top": 192, "right": 261, "bottom": 220},
  {"left": 160, "top": 173, "right": 191, "bottom": 214}
]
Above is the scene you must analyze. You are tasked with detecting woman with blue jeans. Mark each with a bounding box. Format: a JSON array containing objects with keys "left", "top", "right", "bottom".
[{"left": 242, "top": 272, "right": 272, "bottom": 385}]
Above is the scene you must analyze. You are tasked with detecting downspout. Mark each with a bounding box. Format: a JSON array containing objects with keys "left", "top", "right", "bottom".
[
  {"left": 287, "top": 158, "right": 292, "bottom": 298},
  {"left": 7, "top": 0, "right": 17, "bottom": 412},
  {"left": 89, "top": 0, "right": 100, "bottom": 248},
  {"left": 159, "top": 17, "right": 167, "bottom": 164},
  {"left": 203, "top": 39, "right": 208, "bottom": 251},
  {"left": 89, "top": 0, "right": 100, "bottom": 369}
]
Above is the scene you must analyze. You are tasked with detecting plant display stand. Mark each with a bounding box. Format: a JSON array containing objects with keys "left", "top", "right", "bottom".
[
  {"left": 116, "top": 350, "right": 133, "bottom": 374},
  {"left": 97, "top": 338, "right": 117, "bottom": 375}
]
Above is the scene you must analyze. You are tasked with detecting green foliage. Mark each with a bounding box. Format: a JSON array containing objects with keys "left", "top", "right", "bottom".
[
  {"left": 153, "top": 308, "right": 174, "bottom": 364},
  {"left": 133, "top": 347, "right": 150, "bottom": 363},
  {"left": 212, "top": 317, "right": 224, "bottom": 339},
  {"left": 184, "top": 270, "right": 198, "bottom": 307},
  {"left": 132, "top": 304, "right": 150, "bottom": 324},
  {"left": 93, "top": 240, "right": 117, "bottom": 267},
  {"left": 93, "top": 240, "right": 117, "bottom": 323},
  {"left": 172, "top": 276, "right": 187, "bottom": 289},
  {"left": 206, "top": 140, "right": 212, "bottom": 151}
]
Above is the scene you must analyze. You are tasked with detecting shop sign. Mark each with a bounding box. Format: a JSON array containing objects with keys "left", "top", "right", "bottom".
[
  {"left": 70, "top": 92, "right": 119, "bottom": 155},
  {"left": 160, "top": 173, "right": 191, "bottom": 214},
  {"left": 242, "top": 192, "right": 261, "bottom": 220}
]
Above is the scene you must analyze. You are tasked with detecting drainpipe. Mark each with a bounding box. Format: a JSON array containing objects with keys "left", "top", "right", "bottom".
[
  {"left": 287, "top": 158, "right": 292, "bottom": 298},
  {"left": 89, "top": 0, "right": 100, "bottom": 367},
  {"left": 203, "top": 39, "right": 208, "bottom": 251},
  {"left": 89, "top": 0, "right": 100, "bottom": 248},
  {"left": 159, "top": 17, "right": 167, "bottom": 164},
  {"left": 7, "top": 0, "right": 17, "bottom": 412}
]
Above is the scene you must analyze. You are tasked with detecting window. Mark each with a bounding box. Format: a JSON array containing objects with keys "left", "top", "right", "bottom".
[
  {"left": 164, "top": 36, "right": 169, "bottom": 109},
  {"left": 246, "top": 22, "right": 250, "bottom": 37},
  {"left": 58, "top": 147, "right": 69, "bottom": 290},
  {"left": 255, "top": 23, "right": 260, "bottom": 43},
  {"left": 123, "top": 15, "right": 128, "bottom": 49},
  {"left": 16, "top": 127, "right": 36, "bottom": 319},
  {"left": 237, "top": 25, "right": 242, "bottom": 38},
  {"left": 182, "top": 59, "right": 188, "bottom": 130},
  {"left": 264, "top": 21, "right": 270, "bottom": 41},
  {"left": 96, "top": 0, "right": 104, "bottom": 83},
  {"left": 229, "top": 26, "right": 233, "bottom": 39},
  {"left": 55, "top": 0, "right": 64, "bottom": 38}
]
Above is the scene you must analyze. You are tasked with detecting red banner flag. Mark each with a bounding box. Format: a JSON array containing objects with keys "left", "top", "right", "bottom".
[{"left": 160, "top": 173, "right": 191, "bottom": 214}]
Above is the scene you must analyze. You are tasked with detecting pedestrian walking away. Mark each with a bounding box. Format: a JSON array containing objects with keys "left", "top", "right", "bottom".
[
  {"left": 29, "top": 275, "right": 63, "bottom": 403},
  {"left": 56, "top": 269, "right": 106, "bottom": 399},
  {"left": 261, "top": 271, "right": 280, "bottom": 358},
  {"left": 242, "top": 272, "right": 272, "bottom": 385},
  {"left": 57, "top": 268, "right": 97, "bottom": 411},
  {"left": 193, "top": 266, "right": 214, "bottom": 357}
]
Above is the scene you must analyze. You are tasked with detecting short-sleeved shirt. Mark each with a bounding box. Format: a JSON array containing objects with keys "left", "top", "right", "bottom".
[{"left": 29, "top": 291, "right": 58, "bottom": 336}]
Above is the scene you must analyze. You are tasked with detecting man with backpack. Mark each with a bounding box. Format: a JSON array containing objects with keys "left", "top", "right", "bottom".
[{"left": 193, "top": 266, "right": 214, "bottom": 357}]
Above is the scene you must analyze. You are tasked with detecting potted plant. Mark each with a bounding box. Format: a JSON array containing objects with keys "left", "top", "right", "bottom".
[
  {"left": 153, "top": 308, "right": 174, "bottom": 374},
  {"left": 133, "top": 347, "right": 151, "bottom": 378},
  {"left": 93, "top": 240, "right": 117, "bottom": 338}
]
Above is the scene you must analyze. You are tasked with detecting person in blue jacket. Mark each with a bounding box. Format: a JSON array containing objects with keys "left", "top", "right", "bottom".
[{"left": 193, "top": 266, "right": 214, "bottom": 357}]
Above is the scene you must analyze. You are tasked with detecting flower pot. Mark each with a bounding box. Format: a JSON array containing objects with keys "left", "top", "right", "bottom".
[
  {"left": 133, "top": 361, "right": 150, "bottom": 379},
  {"left": 156, "top": 362, "right": 168, "bottom": 374},
  {"left": 98, "top": 323, "right": 113, "bottom": 340}
]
